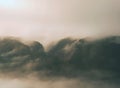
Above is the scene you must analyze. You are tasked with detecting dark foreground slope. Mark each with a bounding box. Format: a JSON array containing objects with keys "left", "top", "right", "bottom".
[{"left": 0, "top": 36, "right": 120, "bottom": 82}]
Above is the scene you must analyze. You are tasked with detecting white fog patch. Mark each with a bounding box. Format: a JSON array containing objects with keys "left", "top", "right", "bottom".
[{"left": 0, "top": 78, "right": 119, "bottom": 88}]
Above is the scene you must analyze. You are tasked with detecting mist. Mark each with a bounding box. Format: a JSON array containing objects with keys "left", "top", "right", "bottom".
[
  {"left": 0, "top": 0, "right": 120, "bottom": 88},
  {"left": 0, "top": 0, "right": 120, "bottom": 46},
  {"left": 0, "top": 76, "right": 119, "bottom": 88},
  {"left": 0, "top": 37, "right": 119, "bottom": 88}
]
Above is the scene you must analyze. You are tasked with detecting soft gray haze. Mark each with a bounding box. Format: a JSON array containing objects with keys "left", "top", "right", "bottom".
[
  {"left": 0, "top": 1, "right": 120, "bottom": 88},
  {"left": 0, "top": 0, "right": 120, "bottom": 45}
]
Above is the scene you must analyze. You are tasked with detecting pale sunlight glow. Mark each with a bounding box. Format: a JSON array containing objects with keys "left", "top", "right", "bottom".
[{"left": 0, "top": 0, "right": 26, "bottom": 9}]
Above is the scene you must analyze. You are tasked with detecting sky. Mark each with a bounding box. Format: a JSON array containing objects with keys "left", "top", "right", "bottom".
[{"left": 0, "top": 0, "right": 120, "bottom": 45}]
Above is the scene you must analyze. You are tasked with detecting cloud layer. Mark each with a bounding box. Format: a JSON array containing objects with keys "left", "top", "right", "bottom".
[
  {"left": 0, "top": 36, "right": 120, "bottom": 87},
  {"left": 0, "top": 36, "right": 120, "bottom": 78}
]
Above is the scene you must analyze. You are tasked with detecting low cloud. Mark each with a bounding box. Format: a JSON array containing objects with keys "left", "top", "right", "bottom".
[{"left": 0, "top": 36, "right": 119, "bottom": 87}]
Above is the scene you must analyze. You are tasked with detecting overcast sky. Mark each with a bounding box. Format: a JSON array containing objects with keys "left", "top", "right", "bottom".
[{"left": 0, "top": 0, "right": 120, "bottom": 45}]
